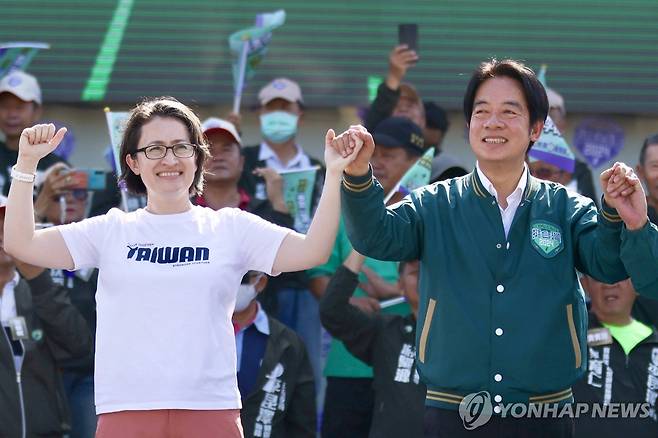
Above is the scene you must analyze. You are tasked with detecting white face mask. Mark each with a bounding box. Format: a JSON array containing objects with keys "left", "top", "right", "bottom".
[{"left": 235, "top": 284, "right": 258, "bottom": 312}]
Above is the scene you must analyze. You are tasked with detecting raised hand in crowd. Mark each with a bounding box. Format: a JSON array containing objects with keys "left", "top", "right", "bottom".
[
  {"left": 600, "top": 162, "right": 648, "bottom": 230},
  {"left": 253, "top": 166, "right": 289, "bottom": 213},
  {"left": 386, "top": 44, "right": 419, "bottom": 90},
  {"left": 33, "top": 162, "right": 75, "bottom": 219}
]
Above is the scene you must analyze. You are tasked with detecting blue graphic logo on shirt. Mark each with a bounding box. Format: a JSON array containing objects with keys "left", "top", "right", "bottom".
[{"left": 126, "top": 245, "right": 210, "bottom": 265}]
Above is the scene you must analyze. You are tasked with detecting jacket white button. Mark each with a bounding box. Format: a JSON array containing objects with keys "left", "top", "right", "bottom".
[
  {"left": 494, "top": 395, "right": 502, "bottom": 403},
  {"left": 496, "top": 285, "right": 505, "bottom": 293},
  {"left": 496, "top": 243, "right": 502, "bottom": 249},
  {"left": 495, "top": 328, "right": 503, "bottom": 336},
  {"left": 494, "top": 405, "right": 501, "bottom": 414},
  {"left": 494, "top": 373, "right": 503, "bottom": 382}
]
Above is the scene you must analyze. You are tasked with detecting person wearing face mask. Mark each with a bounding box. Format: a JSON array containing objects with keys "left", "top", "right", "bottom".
[
  {"left": 239, "top": 78, "right": 324, "bottom": 205},
  {"left": 233, "top": 271, "right": 316, "bottom": 438},
  {"left": 238, "top": 78, "right": 326, "bottom": 394}
]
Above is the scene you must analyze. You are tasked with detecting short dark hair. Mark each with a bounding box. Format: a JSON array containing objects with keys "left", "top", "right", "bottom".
[
  {"left": 424, "top": 101, "right": 450, "bottom": 133},
  {"left": 463, "top": 59, "right": 548, "bottom": 150},
  {"left": 639, "top": 133, "right": 658, "bottom": 165},
  {"left": 119, "top": 97, "right": 210, "bottom": 196}
]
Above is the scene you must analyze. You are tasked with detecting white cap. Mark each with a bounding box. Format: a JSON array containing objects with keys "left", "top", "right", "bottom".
[
  {"left": 258, "top": 78, "right": 303, "bottom": 106},
  {"left": 201, "top": 118, "right": 242, "bottom": 146},
  {"left": 0, "top": 70, "right": 42, "bottom": 105},
  {"left": 546, "top": 87, "right": 565, "bottom": 115}
]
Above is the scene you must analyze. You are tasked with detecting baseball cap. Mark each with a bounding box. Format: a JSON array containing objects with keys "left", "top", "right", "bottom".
[
  {"left": 258, "top": 78, "right": 303, "bottom": 106},
  {"left": 546, "top": 87, "right": 565, "bottom": 115},
  {"left": 201, "top": 118, "right": 242, "bottom": 146},
  {"left": 372, "top": 116, "right": 424, "bottom": 156},
  {"left": 0, "top": 70, "right": 42, "bottom": 105}
]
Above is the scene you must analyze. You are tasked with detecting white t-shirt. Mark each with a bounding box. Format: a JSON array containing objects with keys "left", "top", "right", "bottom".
[{"left": 58, "top": 205, "right": 291, "bottom": 414}]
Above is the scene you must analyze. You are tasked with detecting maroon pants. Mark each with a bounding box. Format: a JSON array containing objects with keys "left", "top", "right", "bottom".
[{"left": 96, "top": 409, "right": 243, "bottom": 438}]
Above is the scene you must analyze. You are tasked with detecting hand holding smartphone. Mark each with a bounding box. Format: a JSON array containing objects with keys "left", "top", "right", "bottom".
[
  {"left": 62, "top": 169, "right": 107, "bottom": 191},
  {"left": 388, "top": 24, "right": 420, "bottom": 86},
  {"left": 398, "top": 24, "right": 418, "bottom": 52}
]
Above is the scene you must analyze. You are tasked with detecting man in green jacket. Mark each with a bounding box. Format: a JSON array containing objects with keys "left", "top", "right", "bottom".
[{"left": 333, "top": 59, "right": 658, "bottom": 437}]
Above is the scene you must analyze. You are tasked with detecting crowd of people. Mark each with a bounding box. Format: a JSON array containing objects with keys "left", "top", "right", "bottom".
[{"left": 0, "top": 43, "right": 657, "bottom": 438}]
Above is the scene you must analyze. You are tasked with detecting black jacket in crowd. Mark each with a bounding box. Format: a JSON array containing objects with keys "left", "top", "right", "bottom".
[
  {"left": 364, "top": 82, "right": 401, "bottom": 132},
  {"left": 572, "top": 312, "right": 658, "bottom": 438},
  {"left": 319, "top": 265, "right": 426, "bottom": 438},
  {"left": 49, "top": 268, "right": 98, "bottom": 375},
  {"left": 0, "top": 270, "right": 93, "bottom": 438},
  {"left": 240, "top": 315, "right": 316, "bottom": 438}
]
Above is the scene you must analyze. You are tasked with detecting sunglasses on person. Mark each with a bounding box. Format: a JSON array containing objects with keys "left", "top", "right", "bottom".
[
  {"left": 52, "top": 189, "right": 88, "bottom": 202},
  {"left": 133, "top": 142, "right": 198, "bottom": 160}
]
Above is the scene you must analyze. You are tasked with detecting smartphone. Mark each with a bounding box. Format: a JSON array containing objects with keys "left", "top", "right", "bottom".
[
  {"left": 83, "top": 169, "right": 107, "bottom": 191},
  {"left": 398, "top": 23, "right": 418, "bottom": 52},
  {"left": 63, "top": 169, "right": 107, "bottom": 191}
]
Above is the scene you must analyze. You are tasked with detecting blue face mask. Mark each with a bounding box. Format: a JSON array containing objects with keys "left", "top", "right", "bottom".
[{"left": 260, "top": 111, "right": 299, "bottom": 143}]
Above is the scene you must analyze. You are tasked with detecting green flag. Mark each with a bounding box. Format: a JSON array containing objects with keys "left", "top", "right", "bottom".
[
  {"left": 0, "top": 42, "right": 49, "bottom": 79},
  {"left": 279, "top": 166, "right": 318, "bottom": 233},
  {"left": 229, "top": 10, "right": 286, "bottom": 112}
]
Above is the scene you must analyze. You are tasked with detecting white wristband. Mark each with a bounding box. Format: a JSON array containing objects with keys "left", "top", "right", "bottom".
[{"left": 10, "top": 165, "right": 36, "bottom": 183}]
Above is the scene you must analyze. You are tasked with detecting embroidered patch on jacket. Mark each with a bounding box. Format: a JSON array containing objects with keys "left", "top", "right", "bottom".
[{"left": 530, "top": 220, "right": 564, "bottom": 258}]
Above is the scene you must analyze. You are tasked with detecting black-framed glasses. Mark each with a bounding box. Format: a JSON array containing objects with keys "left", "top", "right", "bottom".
[{"left": 134, "top": 143, "right": 197, "bottom": 160}]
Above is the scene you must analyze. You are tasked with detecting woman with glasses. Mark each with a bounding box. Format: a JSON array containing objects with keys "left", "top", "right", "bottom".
[{"left": 3, "top": 96, "right": 363, "bottom": 437}]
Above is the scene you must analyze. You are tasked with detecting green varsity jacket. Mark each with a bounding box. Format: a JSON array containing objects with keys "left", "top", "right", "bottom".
[{"left": 341, "top": 167, "right": 658, "bottom": 411}]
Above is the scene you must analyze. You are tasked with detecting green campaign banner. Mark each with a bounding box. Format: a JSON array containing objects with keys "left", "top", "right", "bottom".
[{"left": 280, "top": 166, "right": 318, "bottom": 233}]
